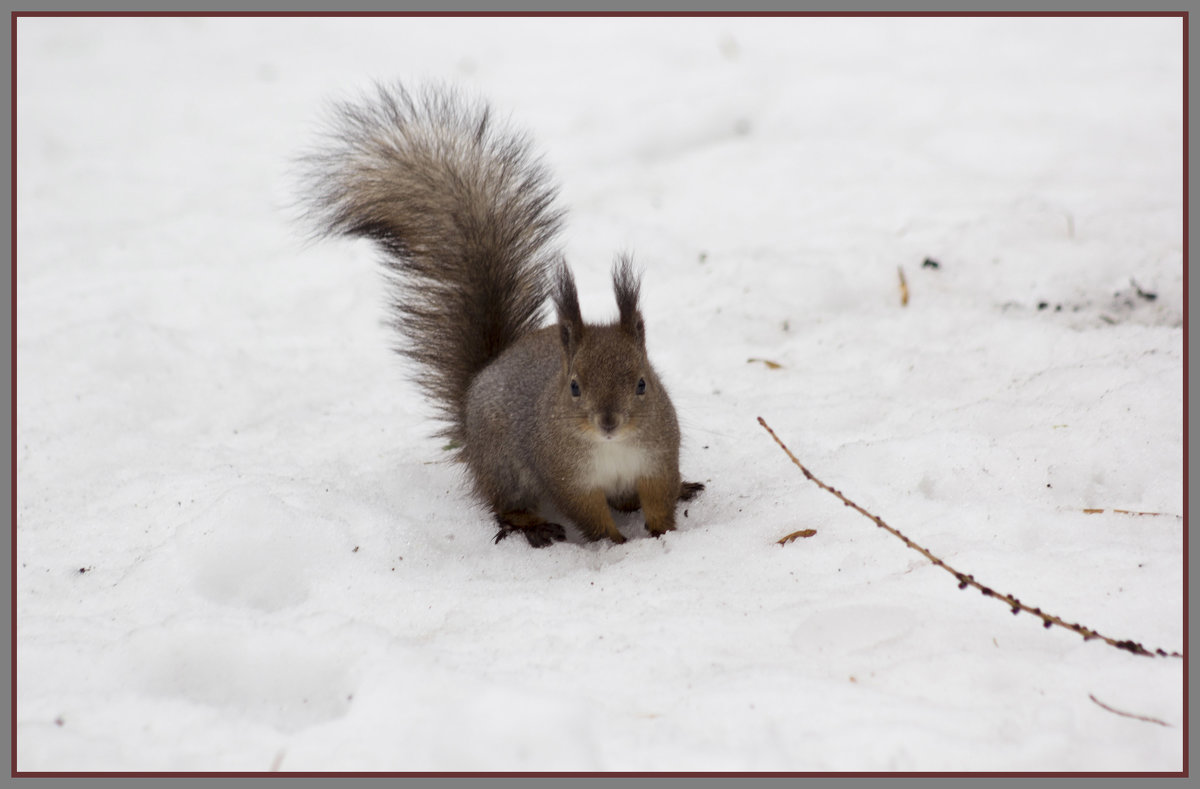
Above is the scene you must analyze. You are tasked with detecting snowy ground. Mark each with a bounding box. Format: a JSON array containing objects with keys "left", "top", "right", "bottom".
[{"left": 15, "top": 17, "right": 1184, "bottom": 773}]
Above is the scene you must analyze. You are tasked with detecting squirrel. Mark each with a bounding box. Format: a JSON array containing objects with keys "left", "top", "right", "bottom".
[{"left": 301, "top": 83, "right": 703, "bottom": 547}]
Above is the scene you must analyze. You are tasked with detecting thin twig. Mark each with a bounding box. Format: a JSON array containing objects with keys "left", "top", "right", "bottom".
[
  {"left": 757, "top": 416, "right": 1183, "bottom": 660},
  {"left": 1088, "top": 694, "right": 1172, "bottom": 727},
  {"left": 1082, "top": 508, "right": 1180, "bottom": 519}
]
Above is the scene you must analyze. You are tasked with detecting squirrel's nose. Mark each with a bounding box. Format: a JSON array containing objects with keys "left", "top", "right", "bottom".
[{"left": 596, "top": 412, "right": 623, "bottom": 435}]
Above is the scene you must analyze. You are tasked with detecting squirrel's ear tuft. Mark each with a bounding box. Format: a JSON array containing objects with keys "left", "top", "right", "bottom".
[
  {"left": 553, "top": 260, "right": 584, "bottom": 355},
  {"left": 613, "top": 254, "right": 644, "bottom": 345}
]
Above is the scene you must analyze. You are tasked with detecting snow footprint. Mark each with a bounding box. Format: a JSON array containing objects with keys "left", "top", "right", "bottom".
[
  {"left": 793, "top": 604, "right": 918, "bottom": 656},
  {"left": 177, "top": 486, "right": 348, "bottom": 612},
  {"left": 125, "top": 622, "right": 358, "bottom": 734}
]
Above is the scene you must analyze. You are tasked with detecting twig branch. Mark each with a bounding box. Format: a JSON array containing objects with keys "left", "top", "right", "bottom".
[
  {"left": 757, "top": 417, "right": 1183, "bottom": 660},
  {"left": 1082, "top": 508, "right": 1180, "bottom": 519},
  {"left": 1088, "top": 694, "right": 1172, "bottom": 727}
]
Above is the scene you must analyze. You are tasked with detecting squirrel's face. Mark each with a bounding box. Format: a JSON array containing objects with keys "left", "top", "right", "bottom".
[
  {"left": 554, "top": 256, "right": 659, "bottom": 442},
  {"left": 561, "top": 325, "right": 652, "bottom": 441}
]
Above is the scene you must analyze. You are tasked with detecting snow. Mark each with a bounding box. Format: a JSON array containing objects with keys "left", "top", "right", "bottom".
[{"left": 15, "top": 16, "right": 1184, "bottom": 773}]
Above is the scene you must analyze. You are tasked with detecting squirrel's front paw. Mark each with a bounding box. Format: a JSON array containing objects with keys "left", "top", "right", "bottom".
[{"left": 645, "top": 521, "right": 677, "bottom": 538}]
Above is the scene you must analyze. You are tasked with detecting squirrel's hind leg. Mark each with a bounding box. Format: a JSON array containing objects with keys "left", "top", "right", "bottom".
[
  {"left": 493, "top": 510, "right": 567, "bottom": 548},
  {"left": 679, "top": 481, "right": 705, "bottom": 501}
]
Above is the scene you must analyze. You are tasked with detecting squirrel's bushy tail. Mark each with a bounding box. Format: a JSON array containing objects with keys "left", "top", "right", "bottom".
[{"left": 301, "top": 83, "right": 564, "bottom": 445}]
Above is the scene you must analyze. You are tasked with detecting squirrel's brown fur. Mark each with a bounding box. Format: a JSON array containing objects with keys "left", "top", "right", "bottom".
[{"left": 302, "top": 83, "right": 702, "bottom": 547}]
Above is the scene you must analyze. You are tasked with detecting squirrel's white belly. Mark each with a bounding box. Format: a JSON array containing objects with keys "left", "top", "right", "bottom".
[{"left": 583, "top": 439, "right": 652, "bottom": 494}]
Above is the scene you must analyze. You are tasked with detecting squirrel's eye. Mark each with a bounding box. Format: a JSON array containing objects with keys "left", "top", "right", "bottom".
[
  {"left": 636, "top": 377, "right": 646, "bottom": 395},
  {"left": 570, "top": 379, "right": 581, "bottom": 398}
]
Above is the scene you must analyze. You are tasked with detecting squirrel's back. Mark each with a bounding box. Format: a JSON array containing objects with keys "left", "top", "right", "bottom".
[{"left": 301, "top": 83, "right": 564, "bottom": 448}]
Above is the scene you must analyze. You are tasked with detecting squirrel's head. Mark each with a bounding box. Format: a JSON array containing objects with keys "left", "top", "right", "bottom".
[{"left": 553, "top": 256, "right": 658, "bottom": 441}]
